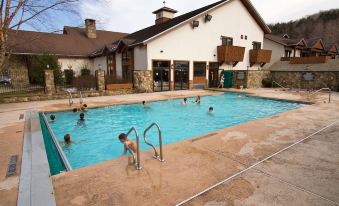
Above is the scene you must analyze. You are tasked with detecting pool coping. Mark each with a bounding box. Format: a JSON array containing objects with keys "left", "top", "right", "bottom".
[{"left": 17, "top": 111, "right": 56, "bottom": 206}]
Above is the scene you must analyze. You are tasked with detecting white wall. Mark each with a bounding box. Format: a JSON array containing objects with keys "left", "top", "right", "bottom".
[
  {"left": 58, "top": 57, "right": 94, "bottom": 76},
  {"left": 93, "top": 56, "right": 107, "bottom": 73},
  {"left": 263, "top": 38, "right": 285, "bottom": 69},
  {"left": 146, "top": 0, "right": 265, "bottom": 81},
  {"left": 134, "top": 46, "right": 148, "bottom": 70}
]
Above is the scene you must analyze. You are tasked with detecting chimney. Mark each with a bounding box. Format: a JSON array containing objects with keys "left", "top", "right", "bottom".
[
  {"left": 152, "top": 7, "right": 177, "bottom": 25},
  {"left": 85, "top": 19, "right": 96, "bottom": 38}
]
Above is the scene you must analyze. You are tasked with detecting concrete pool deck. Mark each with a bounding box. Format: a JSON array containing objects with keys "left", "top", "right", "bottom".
[{"left": 0, "top": 89, "right": 338, "bottom": 206}]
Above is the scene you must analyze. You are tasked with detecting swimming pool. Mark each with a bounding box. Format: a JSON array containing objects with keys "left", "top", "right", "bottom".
[{"left": 42, "top": 92, "right": 302, "bottom": 171}]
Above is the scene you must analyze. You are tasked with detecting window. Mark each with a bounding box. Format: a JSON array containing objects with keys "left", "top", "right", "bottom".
[
  {"left": 252, "top": 41, "right": 261, "bottom": 50},
  {"left": 241, "top": 35, "right": 243, "bottom": 39},
  {"left": 221, "top": 36, "right": 233, "bottom": 46},
  {"left": 122, "top": 51, "right": 131, "bottom": 61},
  {"left": 193, "top": 62, "right": 206, "bottom": 77}
]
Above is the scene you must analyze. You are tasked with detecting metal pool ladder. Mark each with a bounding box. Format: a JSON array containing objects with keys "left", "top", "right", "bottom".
[
  {"left": 67, "top": 91, "right": 74, "bottom": 106},
  {"left": 126, "top": 127, "right": 142, "bottom": 170},
  {"left": 143, "top": 122, "right": 165, "bottom": 162},
  {"left": 307, "top": 87, "right": 331, "bottom": 103}
]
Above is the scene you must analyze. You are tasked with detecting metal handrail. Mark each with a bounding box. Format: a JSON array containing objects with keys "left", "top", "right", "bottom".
[
  {"left": 79, "top": 91, "right": 83, "bottom": 104},
  {"left": 42, "top": 113, "right": 72, "bottom": 171},
  {"left": 67, "top": 91, "right": 73, "bottom": 106},
  {"left": 308, "top": 87, "right": 331, "bottom": 103},
  {"left": 272, "top": 81, "right": 287, "bottom": 89},
  {"left": 126, "top": 127, "right": 142, "bottom": 170},
  {"left": 143, "top": 122, "right": 164, "bottom": 162}
]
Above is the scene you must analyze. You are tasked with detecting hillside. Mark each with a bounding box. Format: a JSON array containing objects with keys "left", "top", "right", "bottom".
[{"left": 269, "top": 9, "right": 339, "bottom": 45}]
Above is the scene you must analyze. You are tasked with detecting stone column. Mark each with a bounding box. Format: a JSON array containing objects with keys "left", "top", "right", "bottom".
[
  {"left": 96, "top": 69, "right": 105, "bottom": 92},
  {"left": 133, "top": 70, "right": 153, "bottom": 92},
  {"left": 44, "top": 70, "right": 55, "bottom": 95}
]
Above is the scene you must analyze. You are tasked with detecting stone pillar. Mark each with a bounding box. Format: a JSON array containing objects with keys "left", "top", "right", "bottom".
[
  {"left": 189, "top": 80, "right": 194, "bottom": 90},
  {"left": 44, "top": 70, "right": 55, "bottom": 95},
  {"left": 133, "top": 70, "right": 153, "bottom": 92},
  {"left": 96, "top": 69, "right": 105, "bottom": 92}
]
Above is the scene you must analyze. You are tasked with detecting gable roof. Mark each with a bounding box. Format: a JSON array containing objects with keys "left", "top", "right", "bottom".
[
  {"left": 122, "top": 0, "right": 270, "bottom": 47},
  {"left": 8, "top": 27, "right": 128, "bottom": 57},
  {"left": 305, "top": 38, "right": 324, "bottom": 50},
  {"left": 152, "top": 7, "right": 178, "bottom": 14},
  {"left": 325, "top": 43, "right": 338, "bottom": 53},
  {"left": 265, "top": 34, "right": 306, "bottom": 47}
]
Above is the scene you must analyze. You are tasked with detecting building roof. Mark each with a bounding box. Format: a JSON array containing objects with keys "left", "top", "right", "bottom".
[
  {"left": 152, "top": 7, "right": 178, "bottom": 14},
  {"left": 8, "top": 27, "right": 128, "bottom": 57},
  {"left": 265, "top": 34, "right": 306, "bottom": 47},
  {"left": 122, "top": 0, "right": 270, "bottom": 47},
  {"left": 324, "top": 43, "right": 338, "bottom": 53}
]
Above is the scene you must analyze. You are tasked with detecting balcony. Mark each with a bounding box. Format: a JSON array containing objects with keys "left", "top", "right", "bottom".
[
  {"left": 249, "top": 49, "right": 272, "bottom": 67},
  {"left": 217, "top": 45, "right": 245, "bottom": 66},
  {"left": 290, "top": 56, "right": 327, "bottom": 64}
]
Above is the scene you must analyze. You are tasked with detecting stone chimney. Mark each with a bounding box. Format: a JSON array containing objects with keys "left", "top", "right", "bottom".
[
  {"left": 85, "top": 19, "right": 96, "bottom": 38},
  {"left": 152, "top": 7, "right": 177, "bottom": 25}
]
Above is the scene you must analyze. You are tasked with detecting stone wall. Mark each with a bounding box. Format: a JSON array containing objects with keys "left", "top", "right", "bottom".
[
  {"left": 44, "top": 70, "right": 55, "bottom": 95},
  {"left": 271, "top": 71, "right": 339, "bottom": 90},
  {"left": 232, "top": 70, "right": 270, "bottom": 89},
  {"left": 7, "top": 55, "right": 30, "bottom": 88},
  {"left": 133, "top": 70, "right": 153, "bottom": 92},
  {"left": 96, "top": 70, "right": 105, "bottom": 91}
]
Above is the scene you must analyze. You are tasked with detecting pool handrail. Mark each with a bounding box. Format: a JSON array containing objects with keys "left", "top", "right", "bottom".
[
  {"left": 143, "top": 122, "right": 165, "bottom": 162},
  {"left": 79, "top": 91, "right": 83, "bottom": 104},
  {"left": 126, "top": 127, "right": 142, "bottom": 170},
  {"left": 42, "top": 113, "right": 73, "bottom": 171},
  {"left": 67, "top": 90, "right": 74, "bottom": 106},
  {"left": 307, "top": 87, "right": 331, "bottom": 103}
]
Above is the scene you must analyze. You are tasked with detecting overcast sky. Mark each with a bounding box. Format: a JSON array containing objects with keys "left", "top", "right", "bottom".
[{"left": 25, "top": 0, "right": 339, "bottom": 33}]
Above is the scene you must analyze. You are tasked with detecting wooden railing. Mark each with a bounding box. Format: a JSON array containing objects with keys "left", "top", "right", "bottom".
[
  {"left": 290, "top": 56, "right": 327, "bottom": 64},
  {"left": 249, "top": 49, "right": 272, "bottom": 66},
  {"left": 217, "top": 45, "right": 245, "bottom": 66}
]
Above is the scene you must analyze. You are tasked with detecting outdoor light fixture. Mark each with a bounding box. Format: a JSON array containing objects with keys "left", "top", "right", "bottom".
[
  {"left": 46, "top": 64, "right": 50, "bottom": 69},
  {"left": 205, "top": 14, "right": 212, "bottom": 22},
  {"left": 98, "top": 64, "right": 102, "bottom": 70},
  {"left": 192, "top": 20, "right": 199, "bottom": 28},
  {"left": 160, "top": 50, "right": 164, "bottom": 53}
]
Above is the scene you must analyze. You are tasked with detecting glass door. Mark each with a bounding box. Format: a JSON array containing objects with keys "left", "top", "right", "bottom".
[
  {"left": 153, "top": 61, "right": 170, "bottom": 92},
  {"left": 209, "top": 62, "right": 219, "bottom": 88},
  {"left": 174, "top": 61, "right": 189, "bottom": 90}
]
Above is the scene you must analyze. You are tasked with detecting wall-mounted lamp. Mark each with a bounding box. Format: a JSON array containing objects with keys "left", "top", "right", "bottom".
[
  {"left": 205, "top": 14, "right": 212, "bottom": 22},
  {"left": 160, "top": 50, "right": 164, "bottom": 53},
  {"left": 46, "top": 64, "right": 50, "bottom": 69},
  {"left": 192, "top": 20, "right": 199, "bottom": 28},
  {"left": 98, "top": 64, "right": 102, "bottom": 70}
]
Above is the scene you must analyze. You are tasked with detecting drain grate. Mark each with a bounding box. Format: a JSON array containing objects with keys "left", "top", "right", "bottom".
[
  {"left": 19, "top": 114, "right": 24, "bottom": 120},
  {"left": 6, "top": 155, "right": 18, "bottom": 177}
]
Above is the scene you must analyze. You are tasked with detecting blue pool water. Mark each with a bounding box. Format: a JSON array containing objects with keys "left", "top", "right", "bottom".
[{"left": 45, "top": 93, "right": 302, "bottom": 170}]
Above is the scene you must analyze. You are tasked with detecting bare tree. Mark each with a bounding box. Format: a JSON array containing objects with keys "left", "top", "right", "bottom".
[{"left": 0, "top": 0, "right": 79, "bottom": 73}]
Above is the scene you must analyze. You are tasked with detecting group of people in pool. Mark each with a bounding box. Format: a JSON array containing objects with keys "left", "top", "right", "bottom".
[{"left": 54, "top": 97, "right": 214, "bottom": 153}]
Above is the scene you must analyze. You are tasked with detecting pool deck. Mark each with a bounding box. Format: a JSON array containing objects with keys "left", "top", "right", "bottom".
[{"left": 0, "top": 89, "right": 338, "bottom": 206}]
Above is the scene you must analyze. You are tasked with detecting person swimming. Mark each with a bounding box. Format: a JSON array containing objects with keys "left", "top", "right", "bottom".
[
  {"left": 142, "top": 101, "right": 147, "bottom": 107},
  {"left": 49, "top": 115, "right": 56, "bottom": 122},
  {"left": 119, "top": 133, "right": 137, "bottom": 154},
  {"left": 64, "top": 134, "right": 72, "bottom": 145},
  {"left": 208, "top": 106, "right": 214, "bottom": 113},
  {"left": 195, "top": 96, "right": 201, "bottom": 104},
  {"left": 182, "top": 98, "right": 188, "bottom": 105},
  {"left": 73, "top": 108, "right": 78, "bottom": 113}
]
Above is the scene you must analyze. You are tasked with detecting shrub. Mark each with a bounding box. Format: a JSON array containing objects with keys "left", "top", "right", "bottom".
[
  {"left": 262, "top": 78, "right": 273, "bottom": 88},
  {"left": 64, "top": 69, "right": 74, "bottom": 85},
  {"left": 80, "top": 67, "right": 91, "bottom": 76},
  {"left": 28, "top": 54, "right": 64, "bottom": 85}
]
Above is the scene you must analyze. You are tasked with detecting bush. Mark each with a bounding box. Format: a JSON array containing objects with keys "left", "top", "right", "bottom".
[
  {"left": 80, "top": 67, "right": 91, "bottom": 76},
  {"left": 28, "top": 54, "right": 64, "bottom": 85},
  {"left": 262, "top": 78, "right": 273, "bottom": 88},
  {"left": 64, "top": 69, "right": 74, "bottom": 85}
]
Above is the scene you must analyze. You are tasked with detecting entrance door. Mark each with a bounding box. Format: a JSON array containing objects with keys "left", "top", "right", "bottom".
[
  {"left": 221, "top": 70, "right": 233, "bottom": 88},
  {"left": 174, "top": 61, "right": 189, "bottom": 90},
  {"left": 209, "top": 62, "right": 219, "bottom": 88},
  {"left": 153, "top": 61, "right": 170, "bottom": 92}
]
